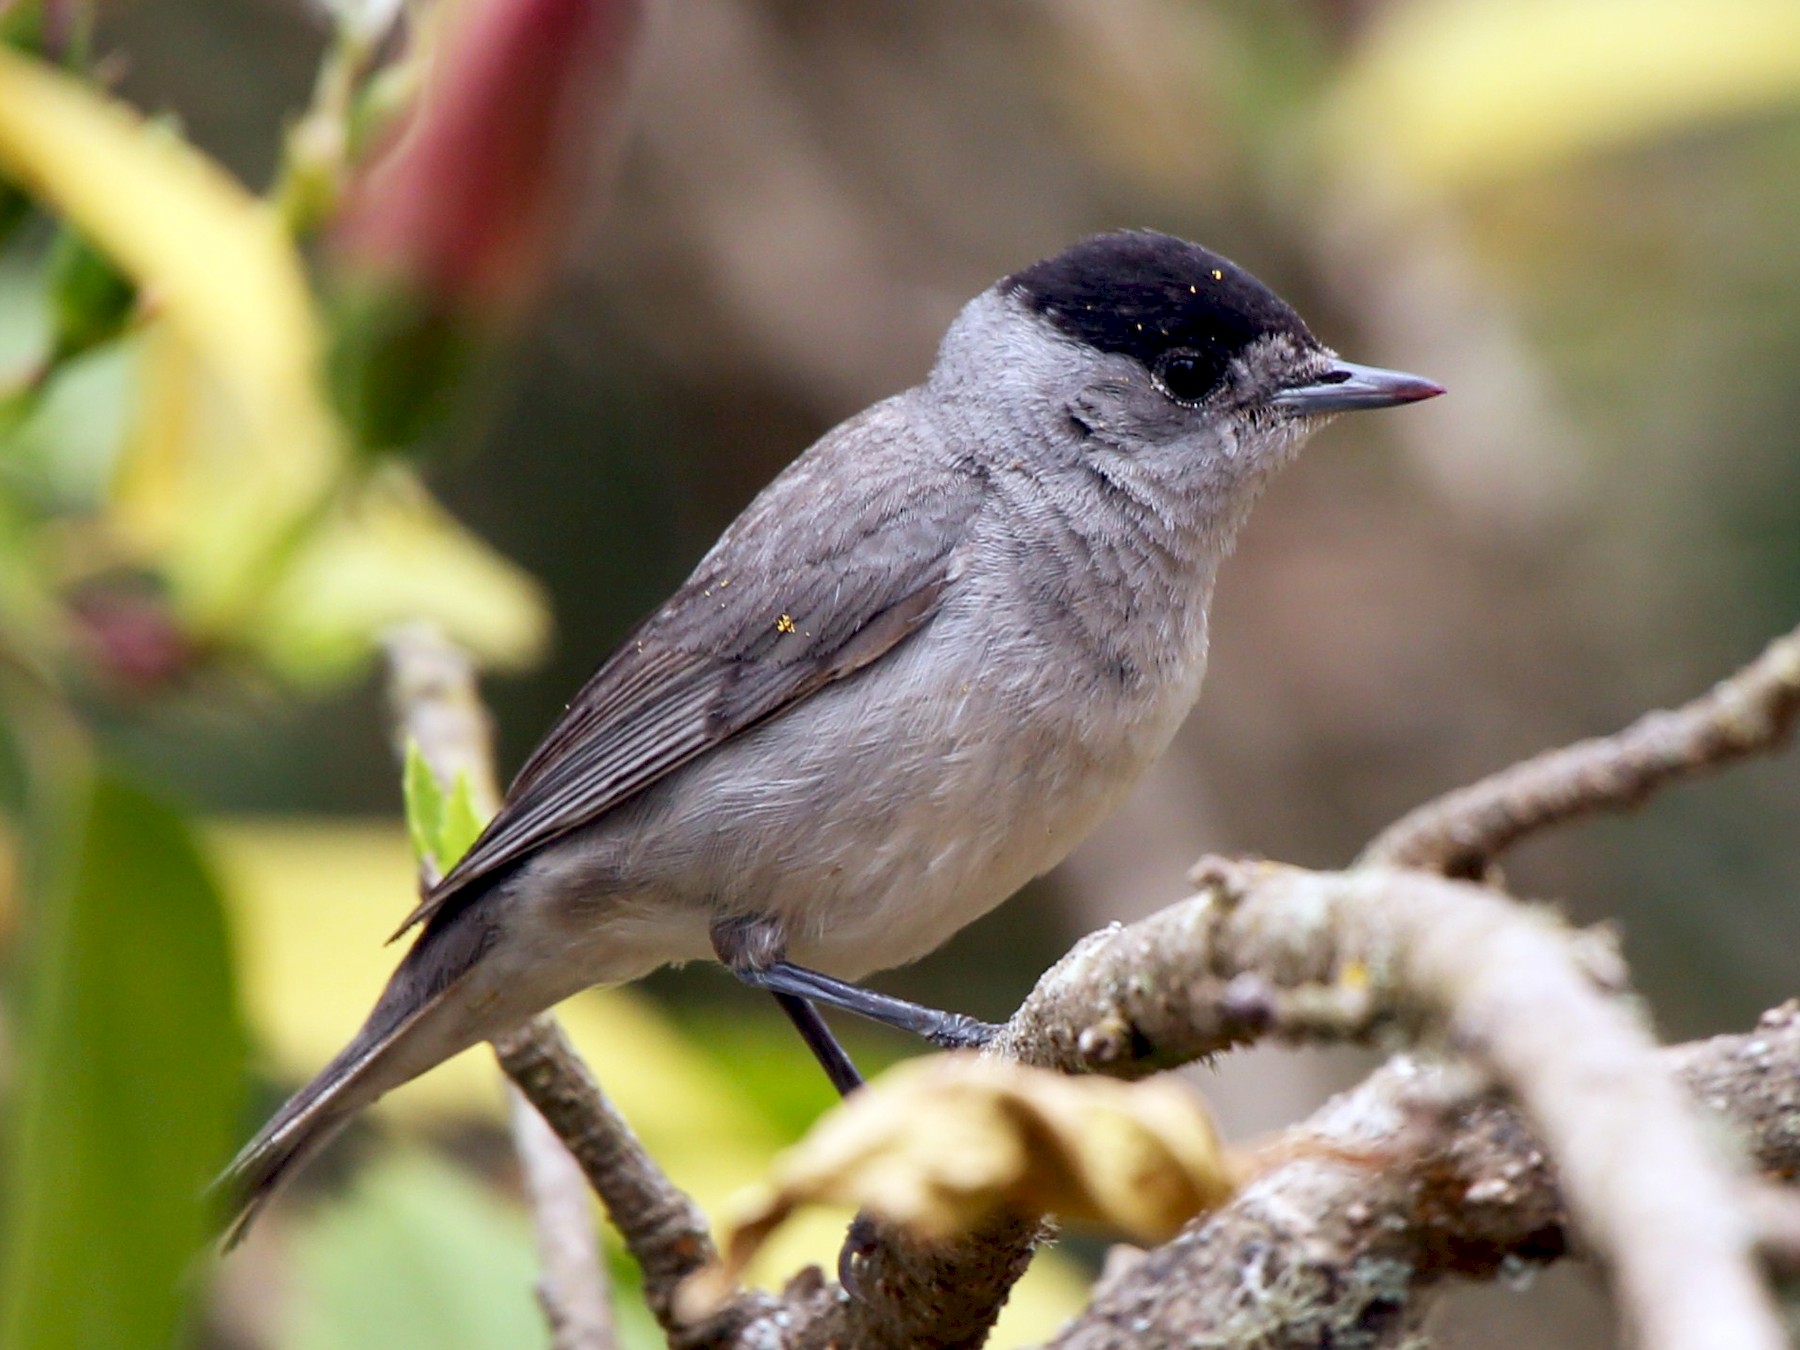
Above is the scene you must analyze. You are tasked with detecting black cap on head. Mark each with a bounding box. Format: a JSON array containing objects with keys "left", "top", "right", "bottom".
[{"left": 1005, "top": 231, "right": 1316, "bottom": 399}]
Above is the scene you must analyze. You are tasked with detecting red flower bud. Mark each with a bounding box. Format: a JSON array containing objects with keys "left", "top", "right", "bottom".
[
  {"left": 333, "top": 0, "right": 643, "bottom": 320},
  {"left": 70, "top": 586, "right": 198, "bottom": 694}
]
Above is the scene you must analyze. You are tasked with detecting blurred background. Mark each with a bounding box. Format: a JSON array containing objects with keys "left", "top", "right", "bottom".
[{"left": 1, "top": 0, "right": 1798, "bottom": 1346}]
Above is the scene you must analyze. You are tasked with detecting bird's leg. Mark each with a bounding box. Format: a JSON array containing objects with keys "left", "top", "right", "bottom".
[
  {"left": 771, "top": 992, "right": 864, "bottom": 1096},
  {"left": 751, "top": 961, "right": 1000, "bottom": 1049},
  {"left": 711, "top": 915, "right": 1001, "bottom": 1064},
  {"left": 711, "top": 915, "right": 865, "bottom": 1095}
]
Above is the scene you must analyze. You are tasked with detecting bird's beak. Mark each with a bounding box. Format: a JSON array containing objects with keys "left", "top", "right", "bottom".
[{"left": 1271, "top": 360, "right": 1444, "bottom": 415}]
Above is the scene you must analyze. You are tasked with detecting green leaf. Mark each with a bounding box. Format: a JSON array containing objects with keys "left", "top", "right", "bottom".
[
  {"left": 0, "top": 774, "right": 247, "bottom": 1350},
  {"left": 46, "top": 223, "right": 136, "bottom": 361},
  {"left": 437, "top": 771, "right": 485, "bottom": 870},
  {"left": 400, "top": 740, "right": 487, "bottom": 874},
  {"left": 286, "top": 1153, "right": 546, "bottom": 1350},
  {"left": 400, "top": 738, "right": 444, "bottom": 868},
  {"left": 325, "top": 281, "right": 481, "bottom": 456}
]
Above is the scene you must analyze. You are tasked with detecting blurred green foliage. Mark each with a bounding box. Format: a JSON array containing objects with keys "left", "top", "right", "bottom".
[
  {"left": 288, "top": 1154, "right": 546, "bottom": 1350},
  {"left": 0, "top": 18, "right": 559, "bottom": 1347},
  {"left": 327, "top": 284, "right": 479, "bottom": 455},
  {"left": 0, "top": 776, "right": 244, "bottom": 1350},
  {"left": 44, "top": 226, "right": 133, "bottom": 363}
]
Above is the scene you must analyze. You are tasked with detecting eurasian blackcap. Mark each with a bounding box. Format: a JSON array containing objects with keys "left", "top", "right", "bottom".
[{"left": 223, "top": 229, "right": 1441, "bottom": 1237}]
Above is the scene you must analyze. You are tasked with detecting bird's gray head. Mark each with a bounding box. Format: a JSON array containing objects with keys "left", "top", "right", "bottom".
[{"left": 928, "top": 230, "right": 1440, "bottom": 507}]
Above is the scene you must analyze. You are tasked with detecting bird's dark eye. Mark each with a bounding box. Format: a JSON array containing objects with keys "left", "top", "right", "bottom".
[{"left": 1152, "top": 347, "right": 1222, "bottom": 404}]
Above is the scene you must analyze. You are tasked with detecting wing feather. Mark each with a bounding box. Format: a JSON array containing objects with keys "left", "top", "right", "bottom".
[{"left": 392, "top": 460, "right": 978, "bottom": 938}]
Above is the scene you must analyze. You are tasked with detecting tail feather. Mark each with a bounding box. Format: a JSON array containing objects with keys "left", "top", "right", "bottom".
[
  {"left": 219, "top": 903, "right": 505, "bottom": 1246},
  {"left": 219, "top": 1025, "right": 396, "bottom": 1248}
]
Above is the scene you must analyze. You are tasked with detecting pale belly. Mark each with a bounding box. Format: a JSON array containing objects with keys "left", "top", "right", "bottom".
[{"left": 516, "top": 586, "right": 1210, "bottom": 986}]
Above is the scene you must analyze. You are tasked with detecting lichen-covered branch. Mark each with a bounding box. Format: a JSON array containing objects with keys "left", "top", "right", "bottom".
[
  {"left": 775, "top": 860, "right": 1780, "bottom": 1350},
  {"left": 380, "top": 618, "right": 1800, "bottom": 1350},
  {"left": 1042, "top": 1002, "right": 1800, "bottom": 1348},
  {"left": 1362, "top": 622, "right": 1800, "bottom": 876}
]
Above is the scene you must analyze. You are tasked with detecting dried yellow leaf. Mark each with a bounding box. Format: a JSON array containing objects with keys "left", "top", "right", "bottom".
[{"left": 683, "top": 1055, "right": 1237, "bottom": 1319}]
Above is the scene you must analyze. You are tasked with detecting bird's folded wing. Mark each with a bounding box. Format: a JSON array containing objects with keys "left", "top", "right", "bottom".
[{"left": 394, "top": 469, "right": 981, "bottom": 937}]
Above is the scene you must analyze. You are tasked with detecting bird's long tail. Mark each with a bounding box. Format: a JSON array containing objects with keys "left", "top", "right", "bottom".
[{"left": 219, "top": 908, "right": 501, "bottom": 1246}]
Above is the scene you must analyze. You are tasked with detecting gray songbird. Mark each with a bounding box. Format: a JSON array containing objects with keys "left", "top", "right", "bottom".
[{"left": 223, "top": 229, "right": 1441, "bottom": 1238}]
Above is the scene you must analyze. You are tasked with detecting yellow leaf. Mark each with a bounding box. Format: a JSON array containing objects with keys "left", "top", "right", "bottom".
[
  {"left": 122, "top": 328, "right": 546, "bottom": 681},
  {"left": 211, "top": 813, "right": 874, "bottom": 1276},
  {"left": 688, "top": 1054, "right": 1237, "bottom": 1317},
  {"left": 0, "top": 52, "right": 547, "bottom": 682},
  {"left": 246, "top": 467, "right": 549, "bottom": 681},
  {"left": 1324, "top": 0, "right": 1800, "bottom": 192},
  {"left": 116, "top": 321, "right": 338, "bottom": 627},
  {"left": 0, "top": 52, "right": 341, "bottom": 626}
]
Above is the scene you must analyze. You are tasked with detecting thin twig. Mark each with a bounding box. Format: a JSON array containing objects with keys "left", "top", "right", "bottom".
[
  {"left": 508, "top": 1083, "right": 619, "bottom": 1350},
  {"left": 492, "top": 1018, "right": 777, "bottom": 1345},
  {"left": 383, "top": 620, "right": 507, "bottom": 810},
  {"left": 1361, "top": 622, "right": 1800, "bottom": 876},
  {"left": 382, "top": 622, "right": 619, "bottom": 1350}
]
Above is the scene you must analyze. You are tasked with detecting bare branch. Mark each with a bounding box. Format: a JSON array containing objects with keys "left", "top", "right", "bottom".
[
  {"left": 1361, "top": 622, "right": 1800, "bottom": 876},
  {"left": 383, "top": 620, "right": 506, "bottom": 809},
  {"left": 378, "top": 621, "right": 1800, "bottom": 1350},
  {"left": 771, "top": 1212, "right": 1045, "bottom": 1350}
]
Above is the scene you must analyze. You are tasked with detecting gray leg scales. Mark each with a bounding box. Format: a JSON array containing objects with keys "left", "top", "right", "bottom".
[
  {"left": 747, "top": 961, "right": 1000, "bottom": 1050},
  {"left": 772, "top": 992, "right": 864, "bottom": 1097},
  {"left": 710, "top": 915, "right": 1000, "bottom": 1097}
]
